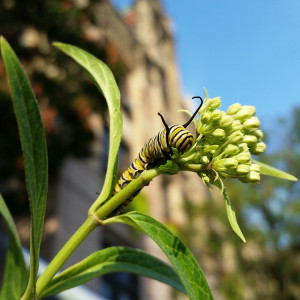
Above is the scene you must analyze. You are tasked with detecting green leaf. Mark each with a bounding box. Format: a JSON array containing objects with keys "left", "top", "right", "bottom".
[
  {"left": 114, "top": 212, "right": 214, "bottom": 300},
  {"left": 223, "top": 189, "right": 246, "bottom": 243},
  {"left": 0, "top": 195, "right": 29, "bottom": 299},
  {"left": 158, "top": 159, "right": 179, "bottom": 175},
  {"left": 1, "top": 37, "right": 48, "bottom": 297},
  {"left": 40, "top": 246, "right": 185, "bottom": 298},
  {"left": 213, "top": 179, "right": 246, "bottom": 243},
  {"left": 253, "top": 159, "right": 298, "bottom": 181},
  {"left": 53, "top": 42, "right": 122, "bottom": 211}
]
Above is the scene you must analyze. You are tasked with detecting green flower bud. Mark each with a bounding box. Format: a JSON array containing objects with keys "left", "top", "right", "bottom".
[
  {"left": 236, "top": 152, "right": 251, "bottom": 163},
  {"left": 202, "top": 123, "right": 217, "bottom": 135},
  {"left": 223, "top": 144, "right": 240, "bottom": 156},
  {"left": 243, "top": 117, "right": 260, "bottom": 130},
  {"left": 201, "top": 112, "right": 211, "bottom": 124},
  {"left": 250, "top": 142, "right": 266, "bottom": 154},
  {"left": 251, "top": 129, "right": 263, "bottom": 140},
  {"left": 231, "top": 120, "right": 243, "bottom": 131},
  {"left": 246, "top": 105, "right": 256, "bottom": 116},
  {"left": 234, "top": 107, "right": 254, "bottom": 122},
  {"left": 228, "top": 131, "right": 244, "bottom": 144},
  {"left": 203, "top": 144, "right": 219, "bottom": 153},
  {"left": 219, "top": 114, "right": 233, "bottom": 128},
  {"left": 223, "top": 157, "right": 238, "bottom": 169},
  {"left": 236, "top": 164, "right": 250, "bottom": 174},
  {"left": 199, "top": 172, "right": 210, "bottom": 184},
  {"left": 211, "top": 110, "right": 223, "bottom": 122},
  {"left": 250, "top": 164, "right": 260, "bottom": 172},
  {"left": 227, "top": 103, "right": 242, "bottom": 115},
  {"left": 243, "top": 134, "right": 258, "bottom": 145},
  {"left": 212, "top": 128, "right": 226, "bottom": 138},
  {"left": 208, "top": 97, "right": 222, "bottom": 109},
  {"left": 213, "top": 159, "right": 227, "bottom": 171},
  {"left": 201, "top": 155, "right": 210, "bottom": 164},
  {"left": 246, "top": 171, "right": 260, "bottom": 182},
  {"left": 239, "top": 142, "right": 249, "bottom": 152}
]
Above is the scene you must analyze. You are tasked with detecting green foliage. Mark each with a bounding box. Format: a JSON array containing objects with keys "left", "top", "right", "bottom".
[
  {"left": 114, "top": 212, "right": 213, "bottom": 300},
  {"left": 53, "top": 42, "right": 123, "bottom": 211},
  {"left": 0, "top": 195, "right": 29, "bottom": 299},
  {"left": 253, "top": 159, "right": 298, "bottom": 181},
  {"left": 40, "top": 246, "right": 185, "bottom": 298},
  {"left": 1, "top": 37, "right": 48, "bottom": 299}
]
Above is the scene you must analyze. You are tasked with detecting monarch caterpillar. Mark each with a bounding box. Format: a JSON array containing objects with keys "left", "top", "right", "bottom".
[{"left": 108, "top": 96, "right": 203, "bottom": 216}]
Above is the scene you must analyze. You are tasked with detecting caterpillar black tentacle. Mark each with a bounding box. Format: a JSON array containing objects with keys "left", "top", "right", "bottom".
[{"left": 108, "top": 96, "right": 203, "bottom": 217}]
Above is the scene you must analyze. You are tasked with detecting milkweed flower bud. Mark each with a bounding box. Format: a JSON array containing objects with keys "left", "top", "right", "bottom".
[
  {"left": 243, "top": 117, "right": 260, "bottom": 130},
  {"left": 201, "top": 112, "right": 211, "bottom": 124},
  {"left": 219, "top": 114, "right": 233, "bottom": 128},
  {"left": 207, "top": 97, "right": 221, "bottom": 110},
  {"left": 199, "top": 172, "right": 210, "bottom": 184},
  {"left": 223, "top": 144, "right": 240, "bottom": 156},
  {"left": 252, "top": 129, "right": 263, "bottom": 140},
  {"left": 231, "top": 120, "right": 242, "bottom": 131},
  {"left": 250, "top": 142, "right": 266, "bottom": 155},
  {"left": 223, "top": 158, "right": 238, "bottom": 169},
  {"left": 243, "top": 134, "right": 257, "bottom": 145},
  {"left": 250, "top": 164, "right": 260, "bottom": 173},
  {"left": 246, "top": 171, "right": 260, "bottom": 182},
  {"left": 246, "top": 105, "right": 256, "bottom": 116},
  {"left": 203, "top": 144, "right": 219, "bottom": 154},
  {"left": 236, "top": 164, "right": 250, "bottom": 175},
  {"left": 212, "top": 128, "right": 225, "bottom": 138},
  {"left": 201, "top": 155, "right": 210, "bottom": 164},
  {"left": 227, "top": 131, "right": 243, "bottom": 144},
  {"left": 236, "top": 152, "right": 251, "bottom": 163},
  {"left": 227, "top": 103, "right": 242, "bottom": 115},
  {"left": 213, "top": 159, "right": 227, "bottom": 171},
  {"left": 234, "top": 107, "right": 254, "bottom": 122},
  {"left": 211, "top": 110, "right": 222, "bottom": 122}
]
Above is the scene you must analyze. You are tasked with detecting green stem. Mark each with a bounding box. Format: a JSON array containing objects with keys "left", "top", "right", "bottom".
[
  {"left": 36, "top": 168, "right": 162, "bottom": 297},
  {"left": 95, "top": 168, "right": 161, "bottom": 219},
  {"left": 36, "top": 216, "right": 98, "bottom": 297},
  {"left": 178, "top": 163, "right": 206, "bottom": 173},
  {"left": 20, "top": 235, "right": 35, "bottom": 300}
]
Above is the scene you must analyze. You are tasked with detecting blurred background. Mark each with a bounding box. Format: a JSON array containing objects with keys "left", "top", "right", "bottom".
[{"left": 0, "top": 0, "right": 299, "bottom": 299}]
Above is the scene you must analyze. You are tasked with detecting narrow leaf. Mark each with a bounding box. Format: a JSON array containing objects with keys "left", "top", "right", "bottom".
[
  {"left": 41, "top": 246, "right": 185, "bottom": 298},
  {"left": 53, "top": 42, "right": 122, "bottom": 210},
  {"left": 1, "top": 37, "right": 48, "bottom": 296},
  {"left": 212, "top": 179, "right": 246, "bottom": 242},
  {"left": 253, "top": 159, "right": 298, "bottom": 181},
  {"left": 223, "top": 189, "right": 246, "bottom": 243},
  {"left": 114, "top": 212, "right": 214, "bottom": 300},
  {"left": 0, "top": 195, "right": 29, "bottom": 299}
]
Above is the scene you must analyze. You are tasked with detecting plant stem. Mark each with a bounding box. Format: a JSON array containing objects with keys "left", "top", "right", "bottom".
[
  {"left": 20, "top": 236, "right": 35, "bottom": 300},
  {"left": 95, "top": 168, "right": 161, "bottom": 219},
  {"left": 36, "top": 216, "right": 98, "bottom": 297},
  {"left": 36, "top": 168, "right": 162, "bottom": 297}
]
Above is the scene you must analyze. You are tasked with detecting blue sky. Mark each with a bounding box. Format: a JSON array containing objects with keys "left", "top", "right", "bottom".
[{"left": 112, "top": 0, "right": 300, "bottom": 127}]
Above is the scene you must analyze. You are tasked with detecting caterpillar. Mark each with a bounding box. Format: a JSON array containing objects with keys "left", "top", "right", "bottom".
[{"left": 108, "top": 96, "right": 203, "bottom": 217}]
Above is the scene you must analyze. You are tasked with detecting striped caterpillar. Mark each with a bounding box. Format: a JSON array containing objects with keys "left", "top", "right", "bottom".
[{"left": 108, "top": 96, "right": 203, "bottom": 217}]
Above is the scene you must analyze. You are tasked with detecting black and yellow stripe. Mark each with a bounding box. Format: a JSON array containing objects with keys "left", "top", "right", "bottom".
[{"left": 108, "top": 97, "right": 203, "bottom": 216}]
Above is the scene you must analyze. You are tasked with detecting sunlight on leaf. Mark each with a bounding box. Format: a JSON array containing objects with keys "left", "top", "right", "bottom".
[{"left": 253, "top": 160, "right": 297, "bottom": 181}]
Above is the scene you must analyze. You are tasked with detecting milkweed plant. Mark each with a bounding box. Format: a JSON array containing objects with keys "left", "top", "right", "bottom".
[{"left": 0, "top": 37, "right": 297, "bottom": 300}]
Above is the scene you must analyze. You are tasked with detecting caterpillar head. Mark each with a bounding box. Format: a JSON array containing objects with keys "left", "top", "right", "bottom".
[{"left": 158, "top": 96, "right": 203, "bottom": 154}]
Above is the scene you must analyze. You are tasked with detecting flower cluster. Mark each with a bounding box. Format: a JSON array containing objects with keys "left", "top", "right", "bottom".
[{"left": 181, "top": 96, "right": 266, "bottom": 184}]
